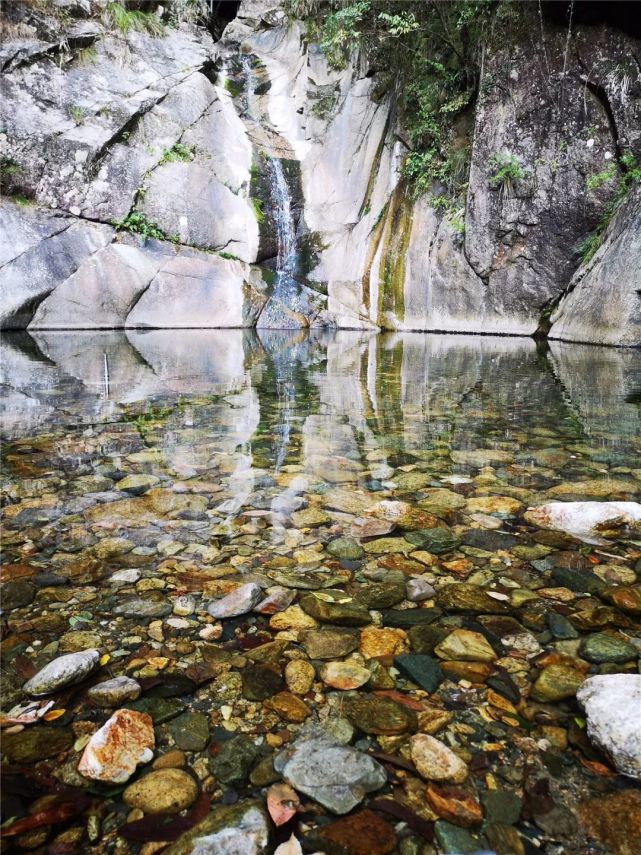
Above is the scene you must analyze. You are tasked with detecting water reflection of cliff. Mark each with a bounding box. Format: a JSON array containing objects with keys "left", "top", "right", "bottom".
[{"left": 2, "top": 331, "right": 640, "bottom": 472}]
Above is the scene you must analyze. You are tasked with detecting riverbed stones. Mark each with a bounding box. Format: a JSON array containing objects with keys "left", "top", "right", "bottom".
[
  {"left": 114, "top": 598, "right": 172, "bottom": 618},
  {"left": 168, "top": 712, "right": 210, "bottom": 751},
  {"left": 23, "top": 649, "right": 100, "bottom": 696},
  {"left": 209, "top": 734, "right": 260, "bottom": 785},
  {"left": 2, "top": 726, "right": 73, "bottom": 763},
  {"left": 577, "top": 674, "right": 641, "bottom": 779},
  {"left": 275, "top": 727, "right": 387, "bottom": 814},
  {"left": 87, "top": 676, "right": 141, "bottom": 707},
  {"left": 163, "top": 801, "right": 270, "bottom": 855},
  {"left": 410, "top": 734, "right": 468, "bottom": 783},
  {"left": 299, "top": 593, "right": 371, "bottom": 626},
  {"left": 394, "top": 653, "right": 444, "bottom": 692},
  {"left": 207, "top": 582, "right": 263, "bottom": 618},
  {"left": 360, "top": 626, "right": 409, "bottom": 659},
  {"left": 530, "top": 664, "right": 586, "bottom": 702},
  {"left": 300, "top": 628, "right": 359, "bottom": 659},
  {"left": 285, "top": 659, "right": 315, "bottom": 694},
  {"left": 123, "top": 768, "right": 199, "bottom": 814},
  {"left": 436, "top": 583, "right": 509, "bottom": 614},
  {"left": 434, "top": 629, "right": 497, "bottom": 662},
  {"left": 580, "top": 631, "right": 637, "bottom": 663},
  {"left": 78, "top": 709, "right": 154, "bottom": 783},
  {"left": 525, "top": 501, "right": 641, "bottom": 544},
  {"left": 321, "top": 660, "right": 371, "bottom": 690},
  {"left": 307, "top": 808, "right": 397, "bottom": 855},
  {"left": 327, "top": 536, "right": 364, "bottom": 560},
  {"left": 343, "top": 693, "right": 418, "bottom": 734}
]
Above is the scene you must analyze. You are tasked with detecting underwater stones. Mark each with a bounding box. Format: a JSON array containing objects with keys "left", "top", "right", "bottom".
[
  {"left": 426, "top": 783, "right": 483, "bottom": 826},
  {"left": 354, "top": 577, "right": 406, "bottom": 609},
  {"left": 269, "top": 604, "right": 318, "bottom": 631},
  {"left": 163, "top": 801, "right": 270, "bottom": 855},
  {"left": 87, "top": 676, "right": 141, "bottom": 707},
  {"left": 307, "top": 809, "right": 397, "bottom": 855},
  {"left": 460, "top": 529, "right": 518, "bottom": 550},
  {"left": 577, "top": 675, "right": 641, "bottom": 779},
  {"left": 291, "top": 506, "right": 331, "bottom": 527},
  {"left": 580, "top": 632, "right": 637, "bottom": 663},
  {"left": 545, "top": 612, "right": 579, "bottom": 640},
  {"left": 382, "top": 608, "right": 442, "bottom": 628},
  {"left": 267, "top": 691, "right": 312, "bottom": 723},
  {"left": 209, "top": 734, "right": 260, "bottom": 785},
  {"left": 242, "top": 664, "right": 284, "bottom": 701},
  {"left": 451, "top": 449, "right": 514, "bottom": 466},
  {"left": 285, "top": 659, "right": 315, "bottom": 694},
  {"left": 545, "top": 480, "right": 640, "bottom": 500},
  {"left": 299, "top": 593, "right": 371, "bottom": 626},
  {"left": 321, "top": 660, "right": 371, "bottom": 690},
  {"left": 406, "top": 577, "right": 436, "bottom": 602},
  {"left": 360, "top": 626, "right": 409, "bottom": 659},
  {"left": 78, "top": 709, "right": 154, "bottom": 783},
  {"left": 300, "top": 628, "right": 359, "bottom": 659},
  {"left": 168, "top": 712, "right": 210, "bottom": 751},
  {"left": 608, "top": 584, "right": 641, "bottom": 615},
  {"left": 530, "top": 664, "right": 586, "bottom": 702},
  {"left": 2, "top": 726, "right": 72, "bottom": 763},
  {"left": 268, "top": 568, "right": 351, "bottom": 589},
  {"left": 436, "top": 583, "right": 509, "bottom": 614},
  {"left": 410, "top": 734, "right": 468, "bottom": 783},
  {"left": 343, "top": 693, "right": 418, "bottom": 735},
  {"left": 114, "top": 598, "right": 172, "bottom": 619},
  {"left": 58, "top": 630, "right": 103, "bottom": 653},
  {"left": 434, "top": 629, "right": 497, "bottom": 662},
  {"left": 23, "top": 649, "right": 100, "bottom": 697},
  {"left": 394, "top": 653, "right": 444, "bottom": 692},
  {"left": 326, "top": 535, "right": 364, "bottom": 560},
  {"left": 275, "top": 727, "right": 387, "bottom": 814},
  {"left": 117, "top": 473, "right": 160, "bottom": 495},
  {"left": 525, "top": 501, "right": 641, "bottom": 544},
  {"left": 1, "top": 579, "right": 36, "bottom": 609},
  {"left": 207, "top": 582, "right": 263, "bottom": 618},
  {"left": 363, "top": 537, "right": 415, "bottom": 556},
  {"left": 123, "top": 768, "right": 199, "bottom": 814},
  {"left": 466, "top": 496, "right": 524, "bottom": 515},
  {"left": 404, "top": 527, "right": 460, "bottom": 554}
]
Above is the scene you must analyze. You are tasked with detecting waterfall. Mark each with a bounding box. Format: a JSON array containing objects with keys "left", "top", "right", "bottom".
[{"left": 239, "top": 54, "right": 299, "bottom": 295}]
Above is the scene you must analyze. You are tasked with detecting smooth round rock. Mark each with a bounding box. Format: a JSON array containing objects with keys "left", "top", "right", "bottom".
[
  {"left": 87, "top": 676, "right": 141, "bottom": 707},
  {"left": 320, "top": 660, "right": 371, "bottom": 690},
  {"left": 123, "top": 768, "right": 198, "bottom": 814},
  {"left": 410, "top": 734, "right": 468, "bottom": 783},
  {"left": 285, "top": 659, "right": 315, "bottom": 695},
  {"left": 24, "top": 649, "right": 100, "bottom": 697}
]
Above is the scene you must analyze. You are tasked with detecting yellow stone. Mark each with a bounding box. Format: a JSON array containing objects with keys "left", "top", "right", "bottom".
[
  {"left": 360, "top": 626, "right": 409, "bottom": 659},
  {"left": 269, "top": 605, "right": 319, "bottom": 632}
]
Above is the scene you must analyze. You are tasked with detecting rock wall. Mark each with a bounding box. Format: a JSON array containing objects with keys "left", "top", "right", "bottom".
[
  {"left": 549, "top": 185, "right": 641, "bottom": 346},
  {"left": 0, "top": 0, "right": 639, "bottom": 343}
]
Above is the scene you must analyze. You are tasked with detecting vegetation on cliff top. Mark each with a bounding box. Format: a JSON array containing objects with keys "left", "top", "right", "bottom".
[{"left": 287, "top": 0, "right": 496, "bottom": 203}]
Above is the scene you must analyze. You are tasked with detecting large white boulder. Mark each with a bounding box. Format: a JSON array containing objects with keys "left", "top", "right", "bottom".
[
  {"left": 524, "top": 501, "right": 641, "bottom": 544},
  {"left": 577, "top": 675, "right": 641, "bottom": 780}
]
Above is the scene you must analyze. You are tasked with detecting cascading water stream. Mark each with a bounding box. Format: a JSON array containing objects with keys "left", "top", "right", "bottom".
[{"left": 239, "top": 53, "right": 299, "bottom": 470}]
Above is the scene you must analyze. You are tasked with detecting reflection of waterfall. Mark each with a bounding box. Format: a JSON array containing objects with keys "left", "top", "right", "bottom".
[{"left": 274, "top": 374, "right": 294, "bottom": 472}]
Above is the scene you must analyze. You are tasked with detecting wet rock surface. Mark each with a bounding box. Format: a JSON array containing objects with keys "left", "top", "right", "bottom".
[{"left": 1, "top": 329, "right": 641, "bottom": 854}]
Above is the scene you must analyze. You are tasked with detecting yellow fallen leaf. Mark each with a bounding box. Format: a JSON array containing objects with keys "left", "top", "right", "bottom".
[
  {"left": 74, "top": 734, "right": 90, "bottom": 752},
  {"left": 99, "top": 654, "right": 111, "bottom": 666},
  {"left": 43, "top": 709, "right": 66, "bottom": 721}
]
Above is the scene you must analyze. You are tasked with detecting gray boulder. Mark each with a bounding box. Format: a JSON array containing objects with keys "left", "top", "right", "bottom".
[
  {"left": 274, "top": 725, "right": 387, "bottom": 814},
  {"left": 24, "top": 649, "right": 100, "bottom": 697}
]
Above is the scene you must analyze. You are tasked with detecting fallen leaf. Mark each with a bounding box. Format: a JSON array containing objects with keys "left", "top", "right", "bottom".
[
  {"left": 43, "top": 709, "right": 66, "bottom": 722},
  {"left": 1, "top": 797, "right": 90, "bottom": 837},
  {"left": 99, "top": 654, "right": 111, "bottom": 666},
  {"left": 267, "top": 783, "right": 300, "bottom": 826}
]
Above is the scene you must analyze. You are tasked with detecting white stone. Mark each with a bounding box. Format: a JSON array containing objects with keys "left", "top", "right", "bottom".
[
  {"left": 524, "top": 501, "right": 641, "bottom": 545},
  {"left": 577, "top": 674, "right": 641, "bottom": 780},
  {"left": 23, "top": 649, "right": 100, "bottom": 697},
  {"left": 207, "top": 582, "right": 264, "bottom": 618}
]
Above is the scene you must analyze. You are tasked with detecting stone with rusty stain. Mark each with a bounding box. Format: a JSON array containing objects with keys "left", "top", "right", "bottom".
[{"left": 78, "top": 709, "right": 154, "bottom": 783}]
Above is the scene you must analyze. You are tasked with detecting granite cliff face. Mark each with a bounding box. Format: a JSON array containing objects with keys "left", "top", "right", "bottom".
[{"left": 1, "top": 0, "right": 639, "bottom": 343}]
